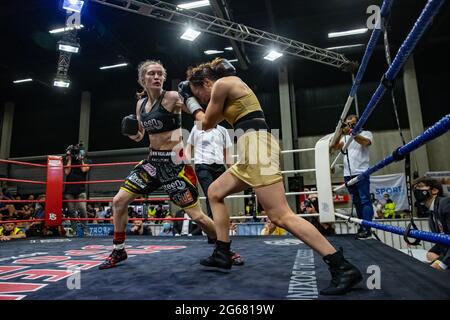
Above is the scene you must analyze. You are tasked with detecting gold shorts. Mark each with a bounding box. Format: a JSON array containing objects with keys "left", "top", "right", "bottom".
[{"left": 228, "top": 130, "right": 283, "bottom": 188}]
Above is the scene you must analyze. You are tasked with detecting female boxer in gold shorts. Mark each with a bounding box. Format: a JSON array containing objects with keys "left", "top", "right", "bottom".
[{"left": 178, "top": 58, "right": 362, "bottom": 295}]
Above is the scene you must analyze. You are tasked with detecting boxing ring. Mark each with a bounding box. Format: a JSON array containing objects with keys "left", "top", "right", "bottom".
[{"left": 1, "top": 0, "right": 450, "bottom": 301}]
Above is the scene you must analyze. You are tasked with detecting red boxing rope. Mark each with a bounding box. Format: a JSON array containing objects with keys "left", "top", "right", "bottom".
[
  {"left": 62, "top": 197, "right": 169, "bottom": 203},
  {"left": 65, "top": 161, "right": 139, "bottom": 168},
  {"left": 0, "top": 159, "right": 47, "bottom": 168},
  {"left": 0, "top": 219, "right": 45, "bottom": 224},
  {"left": 63, "top": 179, "right": 124, "bottom": 184},
  {"left": 0, "top": 177, "right": 46, "bottom": 185}
]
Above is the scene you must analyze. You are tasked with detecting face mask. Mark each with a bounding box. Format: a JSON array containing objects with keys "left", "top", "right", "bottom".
[
  {"left": 413, "top": 189, "right": 431, "bottom": 203},
  {"left": 163, "top": 223, "right": 171, "bottom": 230}
]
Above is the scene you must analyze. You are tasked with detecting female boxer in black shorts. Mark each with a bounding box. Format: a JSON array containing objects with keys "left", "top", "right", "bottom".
[{"left": 99, "top": 60, "right": 243, "bottom": 269}]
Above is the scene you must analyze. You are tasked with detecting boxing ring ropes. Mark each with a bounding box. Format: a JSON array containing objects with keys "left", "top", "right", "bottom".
[
  {"left": 315, "top": 0, "right": 450, "bottom": 248},
  {"left": 0, "top": 0, "right": 449, "bottom": 248}
]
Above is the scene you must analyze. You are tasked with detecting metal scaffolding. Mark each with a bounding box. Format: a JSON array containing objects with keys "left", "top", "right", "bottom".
[{"left": 90, "top": 0, "right": 352, "bottom": 70}]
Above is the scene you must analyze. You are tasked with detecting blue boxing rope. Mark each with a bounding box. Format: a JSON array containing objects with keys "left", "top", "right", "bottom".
[
  {"left": 346, "top": 113, "right": 450, "bottom": 186},
  {"left": 335, "top": 212, "right": 450, "bottom": 247},
  {"left": 330, "top": 0, "right": 394, "bottom": 147},
  {"left": 331, "top": 0, "right": 447, "bottom": 168}
]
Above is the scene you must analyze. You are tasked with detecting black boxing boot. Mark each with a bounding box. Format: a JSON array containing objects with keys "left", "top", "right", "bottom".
[
  {"left": 207, "top": 236, "right": 216, "bottom": 244},
  {"left": 320, "top": 249, "right": 363, "bottom": 295},
  {"left": 200, "top": 240, "right": 233, "bottom": 270}
]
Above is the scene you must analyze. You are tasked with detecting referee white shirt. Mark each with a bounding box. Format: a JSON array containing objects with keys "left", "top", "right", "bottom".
[{"left": 186, "top": 124, "right": 233, "bottom": 165}]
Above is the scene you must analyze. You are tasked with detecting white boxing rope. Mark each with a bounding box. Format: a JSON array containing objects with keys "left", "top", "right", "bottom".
[
  {"left": 281, "top": 148, "right": 315, "bottom": 154},
  {"left": 281, "top": 169, "right": 315, "bottom": 174},
  {"left": 231, "top": 147, "right": 315, "bottom": 158},
  {"left": 198, "top": 190, "right": 316, "bottom": 200},
  {"left": 333, "top": 183, "right": 347, "bottom": 193},
  {"left": 335, "top": 212, "right": 362, "bottom": 224},
  {"left": 230, "top": 213, "right": 320, "bottom": 220}
]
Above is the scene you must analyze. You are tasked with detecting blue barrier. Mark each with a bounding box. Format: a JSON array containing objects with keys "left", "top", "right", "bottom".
[{"left": 360, "top": 219, "right": 450, "bottom": 246}]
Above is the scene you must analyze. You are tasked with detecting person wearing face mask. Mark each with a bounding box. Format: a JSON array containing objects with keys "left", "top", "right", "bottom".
[
  {"left": 159, "top": 221, "right": 174, "bottom": 236},
  {"left": 413, "top": 177, "right": 450, "bottom": 271},
  {"left": 331, "top": 114, "right": 374, "bottom": 239}
]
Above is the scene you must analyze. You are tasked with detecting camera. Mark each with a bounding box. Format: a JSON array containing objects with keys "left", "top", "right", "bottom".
[{"left": 66, "top": 142, "right": 86, "bottom": 161}]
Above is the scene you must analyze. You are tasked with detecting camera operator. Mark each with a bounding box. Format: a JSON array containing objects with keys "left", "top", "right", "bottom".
[
  {"left": 64, "top": 142, "right": 91, "bottom": 236},
  {"left": 330, "top": 114, "right": 374, "bottom": 240}
]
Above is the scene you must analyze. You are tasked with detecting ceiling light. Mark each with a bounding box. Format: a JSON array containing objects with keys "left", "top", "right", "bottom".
[
  {"left": 49, "top": 25, "right": 84, "bottom": 34},
  {"left": 13, "top": 78, "right": 33, "bottom": 84},
  {"left": 328, "top": 28, "right": 368, "bottom": 38},
  {"left": 53, "top": 78, "right": 70, "bottom": 88},
  {"left": 204, "top": 50, "right": 224, "bottom": 55},
  {"left": 99, "top": 63, "right": 128, "bottom": 70},
  {"left": 180, "top": 28, "right": 201, "bottom": 41},
  {"left": 224, "top": 47, "right": 233, "bottom": 51},
  {"left": 327, "top": 44, "right": 365, "bottom": 51},
  {"left": 62, "top": 0, "right": 85, "bottom": 13},
  {"left": 264, "top": 50, "right": 283, "bottom": 61},
  {"left": 58, "top": 42, "right": 80, "bottom": 54},
  {"left": 177, "top": 1, "right": 210, "bottom": 10}
]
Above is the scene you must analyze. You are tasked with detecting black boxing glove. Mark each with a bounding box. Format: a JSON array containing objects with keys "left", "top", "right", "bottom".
[
  {"left": 178, "top": 81, "right": 202, "bottom": 114},
  {"left": 121, "top": 114, "right": 139, "bottom": 136}
]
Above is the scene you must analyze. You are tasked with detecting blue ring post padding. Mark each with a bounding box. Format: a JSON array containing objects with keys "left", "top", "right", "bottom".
[
  {"left": 360, "top": 219, "right": 450, "bottom": 246},
  {"left": 350, "top": 0, "right": 394, "bottom": 97},
  {"left": 352, "top": 0, "right": 446, "bottom": 135},
  {"left": 354, "top": 114, "right": 450, "bottom": 183}
]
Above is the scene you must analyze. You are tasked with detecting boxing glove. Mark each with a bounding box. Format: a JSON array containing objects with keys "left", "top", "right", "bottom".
[
  {"left": 121, "top": 114, "right": 139, "bottom": 136},
  {"left": 178, "top": 81, "right": 202, "bottom": 114}
]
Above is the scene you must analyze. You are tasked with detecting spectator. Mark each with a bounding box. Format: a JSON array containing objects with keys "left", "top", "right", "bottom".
[
  {"left": 413, "top": 177, "right": 450, "bottom": 271},
  {"left": 229, "top": 221, "right": 237, "bottom": 236},
  {"left": 304, "top": 196, "right": 335, "bottom": 236},
  {"left": 159, "top": 221, "right": 174, "bottom": 236},
  {"left": 155, "top": 204, "right": 167, "bottom": 224},
  {"left": 128, "top": 220, "right": 152, "bottom": 236},
  {"left": 260, "top": 218, "right": 286, "bottom": 236},
  {"left": 0, "top": 221, "right": 26, "bottom": 241},
  {"left": 0, "top": 190, "right": 9, "bottom": 220},
  {"left": 87, "top": 204, "right": 96, "bottom": 222},
  {"left": 147, "top": 205, "right": 156, "bottom": 219},
  {"left": 331, "top": 114, "right": 374, "bottom": 239},
  {"left": 383, "top": 197, "right": 396, "bottom": 219},
  {"left": 370, "top": 193, "right": 384, "bottom": 219},
  {"left": 63, "top": 142, "right": 91, "bottom": 236},
  {"left": 96, "top": 206, "right": 108, "bottom": 224},
  {"left": 127, "top": 206, "right": 137, "bottom": 218}
]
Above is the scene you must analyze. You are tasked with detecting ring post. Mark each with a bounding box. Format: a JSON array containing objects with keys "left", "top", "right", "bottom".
[
  {"left": 45, "top": 156, "right": 63, "bottom": 227},
  {"left": 315, "top": 134, "right": 335, "bottom": 223}
]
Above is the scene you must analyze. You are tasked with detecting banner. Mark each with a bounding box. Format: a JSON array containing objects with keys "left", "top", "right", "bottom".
[
  {"left": 370, "top": 173, "right": 409, "bottom": 211},
  {"left": 425, "top": 171, "right": 450, "bottom": 196}
]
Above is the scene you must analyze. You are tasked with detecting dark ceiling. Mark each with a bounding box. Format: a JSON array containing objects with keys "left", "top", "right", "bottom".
[{"left": 1, "top": 0, "right": 449, "bottom": 95}]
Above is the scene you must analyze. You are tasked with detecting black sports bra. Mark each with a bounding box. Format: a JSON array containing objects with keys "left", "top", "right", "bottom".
[{"left": 139, "top": 91, "right": 181, "bottom": 134}]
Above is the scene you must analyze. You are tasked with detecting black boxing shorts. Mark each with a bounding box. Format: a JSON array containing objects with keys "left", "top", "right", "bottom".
[{"left": 120, "top": 150, "right": 199, "bottom": 209}]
